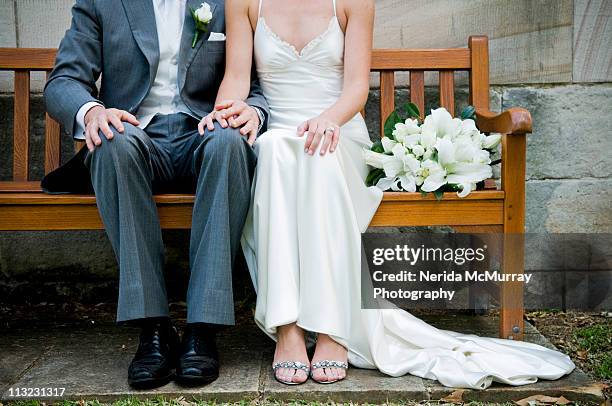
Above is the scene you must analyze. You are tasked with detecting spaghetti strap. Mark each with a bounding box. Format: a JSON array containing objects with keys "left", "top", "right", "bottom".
[
  {"left": 332, "top": 0, "right": 337, "bottom": 16},
  {"left": 258, "top": 0, "right": 263, "bottom": 17}
]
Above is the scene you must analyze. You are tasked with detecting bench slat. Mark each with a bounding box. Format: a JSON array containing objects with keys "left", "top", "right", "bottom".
[
  {"left": 0, "top": 48, "right": 56, "bottom": 70},
  {"left": 44, "top": 71, "right": 62, "bottom": 174},
  {"left": 379, "top": 71, "right": 395, "bottom": 137},
  {"left": 0, "top": 191, "right": 505, "bottom": 230},
  {"left": 13, "top": 71, "right": 30, "bottom": 182},
  {"left": 469, "top": 36, "right": 490, "bottom": 111},
  {"left": 0, "top": 181, "right": 42, "bottom": 192},
  {"left": 371, "top": 49, "right": 471, "bottom": 70},
  {"left": 439, "top": 70, "right": 455, "bottom": 116},
  {"left": 410, "top": 70, "right": 425, "bottom": 119},
  {"left": 0, "top": 190, "right": 505, "bottom": 204},
  {"left": 44, "top": 114, "right": 61, "bottom": 174}
]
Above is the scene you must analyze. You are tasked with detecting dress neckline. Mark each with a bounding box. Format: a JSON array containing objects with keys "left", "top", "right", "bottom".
[{"left": 257, "top": 16, "right": 339, "bottom": 58}]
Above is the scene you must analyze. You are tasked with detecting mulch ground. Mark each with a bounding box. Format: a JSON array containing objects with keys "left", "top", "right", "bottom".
[{"left": 526, "top": 310, "right": 611, "bottom": 400}]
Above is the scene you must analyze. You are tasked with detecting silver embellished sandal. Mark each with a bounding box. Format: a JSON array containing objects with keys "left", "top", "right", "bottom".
[
  {"left": 272, "top": 361, "right": 310, "bottom": 385},
  {"left": 310, "top": 360, "right": 349, "bottom": 384}
]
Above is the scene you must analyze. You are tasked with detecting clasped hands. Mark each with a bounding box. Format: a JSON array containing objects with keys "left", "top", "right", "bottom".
[{"left": 201, "top": 101, "right": 340, "bottom": 155}]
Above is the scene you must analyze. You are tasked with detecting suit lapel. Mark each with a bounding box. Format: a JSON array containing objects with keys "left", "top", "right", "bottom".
[
  {"left": 179, "top": 0, "right": 218, "bottom": 89},
  {"left": 121, "top": 0, "right": 160, "bottom": 87}
]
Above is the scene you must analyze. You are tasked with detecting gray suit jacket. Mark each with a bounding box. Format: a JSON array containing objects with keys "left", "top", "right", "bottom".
[{"left": 44, "top": 0, "right": 269, "bottom": 138}]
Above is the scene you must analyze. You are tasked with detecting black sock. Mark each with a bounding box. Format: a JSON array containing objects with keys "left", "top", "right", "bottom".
[{"left": 132, "top": 316, "right": 171, "bottom": 329}]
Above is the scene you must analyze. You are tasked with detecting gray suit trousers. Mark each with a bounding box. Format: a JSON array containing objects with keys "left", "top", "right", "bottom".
[{"left": 84, "top": 113, "right": 256, "bottom": 325}]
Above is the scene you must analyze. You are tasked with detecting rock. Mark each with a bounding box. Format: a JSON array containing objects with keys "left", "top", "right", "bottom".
[
  {"left": 526, "top": 179, "right": 612, "bottom": 233},
  {"left": 503, "top": 85, "right": 612, "bottom": 180}
]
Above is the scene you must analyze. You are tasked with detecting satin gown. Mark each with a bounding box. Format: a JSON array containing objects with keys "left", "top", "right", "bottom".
[{"left": 240, "top": 0, "right": 575, "bottom": 389}]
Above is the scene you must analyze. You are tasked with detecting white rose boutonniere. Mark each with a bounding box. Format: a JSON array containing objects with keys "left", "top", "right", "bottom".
[{"left": 190, "top": 2, "right": 213, "bottom": 48}]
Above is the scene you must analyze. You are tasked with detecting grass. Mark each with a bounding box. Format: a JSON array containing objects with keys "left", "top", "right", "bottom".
[
  {"left": 574, "top": 324, "right": 611, "bottom": 353},
  {"left": 574, "top": 323, "right": 612, "bottom": 380}
]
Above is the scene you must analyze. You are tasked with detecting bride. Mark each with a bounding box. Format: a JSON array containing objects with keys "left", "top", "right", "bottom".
[{"left": 200, "top": 0, "right": 575, "bottom": 388}]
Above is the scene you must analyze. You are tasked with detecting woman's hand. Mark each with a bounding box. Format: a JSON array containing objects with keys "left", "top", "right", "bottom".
[
  {"left": 198, "top": 110, "right": 228, "bottom": 134},
  {"left": 297, "top": 115, "right": 340, "bottom": 156},
  {"left": 198, "top": 100, "right": 260, "bottom": 146}
]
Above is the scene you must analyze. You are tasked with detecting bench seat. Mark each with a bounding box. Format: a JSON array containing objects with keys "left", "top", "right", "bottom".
[{"left": 0, "top": 190, "right": 505, "bottom": 231}]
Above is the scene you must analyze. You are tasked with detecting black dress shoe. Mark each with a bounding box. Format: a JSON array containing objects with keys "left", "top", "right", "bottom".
[
  {"left": 176, "top": 324, "right": 220, "bottom": 386},
  {"left": 127, "top": 320, "right": 180, "bottom": 389}
]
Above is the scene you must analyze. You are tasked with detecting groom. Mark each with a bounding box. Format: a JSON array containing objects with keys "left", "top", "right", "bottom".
[{"left": 43, "top": 0, "right": 268, "bottom": 389}]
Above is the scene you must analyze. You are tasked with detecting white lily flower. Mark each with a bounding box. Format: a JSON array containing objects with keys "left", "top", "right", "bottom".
[
  {"left": 458, "top": 119, "right": 479, "bottom": 138},
  {"left": 391, "top": 143, "right": 407, "bottom": 160},
  {"left": 404, "top": 118, "right": 421, "bottom": 133},
  {"left": 436, "top": 138, "right": 455, "bottom": 166},
  {"left": 471, "top": 131, "right": 486, "bottom": 149},
  {"left": 382, "top": 155, "right": 403, "bottom": 178},
  {"left": 376, "top": 176, "right": 399, "bottom": 191},
  {"left": 398, "top": 174, "right": 417, "bottom": 192},
  {"left": 422, "top": 108, "right": 461, "bottom": 139},
  {"left": 381, "top": 136, "right": 397, "bottom": 153},
  {"left": 419, "top": 138, "right": 492, "bottom": 196},
  {"left": 400, "top": 133, "right": 421, "bottom": 147},
  {"left": 411, "top": 144, "right": 425, "bottom": 157},
  {"left": 453, "top": 138, "right": 481, "bottom": 163},
  {"left": 419, "top": 159, "right": 447, "bottom": 192},
  {"left": 363, "top": 149, "right": 387, "bottom": 169},
  {"left": 483, "top": 132, "right": 502, "bottom": 150},
  {"left": 402, "top": 153, "right": 421, "bottom": 173},
  {"left": 419, "top": 125, "right": 437, "bottom": 149},
  {"left": 446, "top": 162, "right": 492, "bottom": 197},
  {"left": 392, "top": 118, "right": 421, "bottom": 142},
  {"left": 456, "top": 182, "right": 476, "bottom": 198}
]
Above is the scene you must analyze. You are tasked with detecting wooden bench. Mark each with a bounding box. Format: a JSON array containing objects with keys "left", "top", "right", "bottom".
[{"left": 0, "top": 36, "right": 531, "bottom": 340}]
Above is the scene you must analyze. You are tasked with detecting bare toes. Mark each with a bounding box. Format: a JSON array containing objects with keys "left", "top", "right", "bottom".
[
  {"left": 326, "top": 367, "right": 338, "bottom": 381},
  {"left": 313, "top": 368, "right": 327, "bottom": 382},
  {"left": 277, "top": 368, "right": 289, "bottom": 382},
  {"left": 293, "top": 369, "right": 308, "bottom": 383}
]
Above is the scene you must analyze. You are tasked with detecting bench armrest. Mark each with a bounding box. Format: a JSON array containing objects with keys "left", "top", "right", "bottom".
[{"left": 475, "top": 108, "right": 532, "bottom": 135}]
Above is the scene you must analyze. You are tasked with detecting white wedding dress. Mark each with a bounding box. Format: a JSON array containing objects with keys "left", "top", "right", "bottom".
[{"left": 240, "top": 0, "right": 575, "bottom": 389}]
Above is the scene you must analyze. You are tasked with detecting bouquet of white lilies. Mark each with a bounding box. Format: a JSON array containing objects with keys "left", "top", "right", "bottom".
[{"left": 364, "top": 104, "right": 502, "bottom": 199}]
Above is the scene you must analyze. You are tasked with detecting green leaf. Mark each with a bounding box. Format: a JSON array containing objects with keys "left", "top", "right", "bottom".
[
  {"left": 460, "top": 105, "right": 476, "bottom": 121},
  {"left": 433, "top": 189, "right": 445, "bottom": 201},
  {"left": 371, "top": 140, "right": 384, "bottom": 153},
  {"left": 402, "top": 102, "right": 421, "bottom": 120},
  {"left": 366, "top": 168, "right": 385, "bottom": 187},
  {"left": 383, "top": 103, "right": 422, "bottom": 140},
  {"left": 383, "top": 110, "right": 403, "bottom": 140}
]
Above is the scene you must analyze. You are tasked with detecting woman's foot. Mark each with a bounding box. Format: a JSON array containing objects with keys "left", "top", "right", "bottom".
[
  {"left": 311, "top": 333, "right": 348, "bottom": 383},
  {"left": 272, "top": 323, "right": 310, "bottom": 385}
]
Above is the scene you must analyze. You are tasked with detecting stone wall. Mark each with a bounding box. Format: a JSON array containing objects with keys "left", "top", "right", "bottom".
[{"left": 0, "top": 0, "right": 611, "bottom": 303}]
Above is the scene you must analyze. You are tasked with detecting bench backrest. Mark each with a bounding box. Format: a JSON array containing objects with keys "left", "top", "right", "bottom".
[{"left": 0, "top": 36, "right": 489, "bottom": 191}]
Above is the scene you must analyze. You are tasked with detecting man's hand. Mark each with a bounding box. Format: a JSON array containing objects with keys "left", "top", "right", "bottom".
[
  {"left": 198, "top": 100, "right": 260, "bottom": 145},
  {"left": 84, "top": 106, "right": 140, "bottom": 151}
]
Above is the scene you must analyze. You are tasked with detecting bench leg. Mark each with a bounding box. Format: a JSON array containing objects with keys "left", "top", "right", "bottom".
[
  {"left": 500, "top": 233, "right": 524, "bottom": 340},
  {"left": 500, "top": 133, "right": 527, "bottom": 340}
]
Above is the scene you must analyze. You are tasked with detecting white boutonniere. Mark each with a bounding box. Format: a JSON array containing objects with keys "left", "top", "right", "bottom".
[{"left": 190, "top": 2, "right": 213, "bottom": 48}]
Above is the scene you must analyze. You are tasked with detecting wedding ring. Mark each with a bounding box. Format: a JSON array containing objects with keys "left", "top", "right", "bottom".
[{"left": 324, "top": 126, "right": 335, "bottom": 135}]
